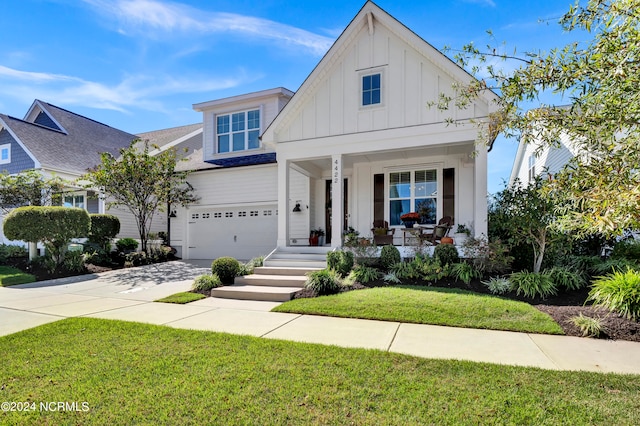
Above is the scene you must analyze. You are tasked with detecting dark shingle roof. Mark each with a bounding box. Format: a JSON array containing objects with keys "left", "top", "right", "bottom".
[
  {"left": 1, "top": 101, "right": 136, "bottom": 174},
  {"left": 137, "top": 123, "right": 202, "bottom": 150}
]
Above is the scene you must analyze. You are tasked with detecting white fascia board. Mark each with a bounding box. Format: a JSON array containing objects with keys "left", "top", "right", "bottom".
[
  {"left": 193, "top": 88, "right": 294, "bottom": 112},
  {"left": 25, "top": 100, "right": 68, "bottom": 134},
  {"left": 0, "top": 117, "right": 41, "bottom": 169},
  {"left": 508, "top": 138, "right": 527, "bottom": 186}
]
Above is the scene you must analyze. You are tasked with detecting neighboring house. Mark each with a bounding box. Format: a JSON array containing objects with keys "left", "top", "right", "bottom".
[
  {"left": 0, "top": 100, "right": 201, "bottom": 244},
  {"left": 509, "top": 132, "right": 578, "bottom": 187},
  {"left": 171, "top": 1, "right": 499, "bottom": 260}
]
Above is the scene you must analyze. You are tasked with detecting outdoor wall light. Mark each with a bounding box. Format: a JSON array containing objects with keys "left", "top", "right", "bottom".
[
  {"left": 169, "top": 210, "right": 177, "bottom": 218},
  {"left": 292, "top": 203, "right": 302, "bottom": 212}
]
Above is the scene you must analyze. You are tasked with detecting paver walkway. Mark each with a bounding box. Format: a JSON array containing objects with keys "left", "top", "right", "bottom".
[{"left": 1, "top": 260, "right": 639, "bottom": 374}]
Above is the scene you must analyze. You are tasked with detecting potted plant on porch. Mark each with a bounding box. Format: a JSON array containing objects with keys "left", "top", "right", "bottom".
[
  {"left": 453, "top": 224, "right": 471, "bottom": 245},
  {"left": 400, "top": 212, "right": 420, "bottom": 228},
  {"left": 309, "top": 229, "right": 319, "bottom": 246}
]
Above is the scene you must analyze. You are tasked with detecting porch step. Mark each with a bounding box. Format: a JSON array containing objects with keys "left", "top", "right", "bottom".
[
  {"left": 211, "top": 284, "right": 302, "bottom": 302},
  {"left": 253, "top": 266, "right": 322, "bottom": 276},
  {"left": 263, "top": 246, "right": 331, "bottom": 269},
  {"left": 234, "top": 274, "right": 307, "bottom": 287}
]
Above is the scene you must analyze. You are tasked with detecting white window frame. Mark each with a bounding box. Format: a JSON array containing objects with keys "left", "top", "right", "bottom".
[
  {"left": 386, "top": 165, "right": 442, "bottom": 227},
  {"left": 0, "top": 143, "right": 11, "bottom": 164},
  {"left": 358, "top": 68, "right": 386, "bottom": 109},
  {"left": 528, "top": 154, "right": 536, "bottom": 182},
  {"left": 63, "top": 192, "right": 86, "bottom": 210},
  {"left": 215, "top": 108, "right": 261, "bottom": 154}
]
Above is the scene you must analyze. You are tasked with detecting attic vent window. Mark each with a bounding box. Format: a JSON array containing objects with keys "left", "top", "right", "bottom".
[
  {"left": 0, "top": 144, "right": 10, "bottom": 164},
  {"left": 362, "top": 73, "right": 381, "bottom": 106}
]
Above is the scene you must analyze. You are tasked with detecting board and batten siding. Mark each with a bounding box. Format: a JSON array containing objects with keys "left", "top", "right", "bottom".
[{"left": 276, "top": 22, "right": 482, "bottom": 144}]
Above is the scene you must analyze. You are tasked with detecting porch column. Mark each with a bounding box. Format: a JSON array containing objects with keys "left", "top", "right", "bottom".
[
  {"left": 473, "top": 144, "right": 488, "bottom": 237},
  {"left": 331, "top": 154, "right": 344, "bottom": 248},
  {"left": 277, "top": 158, "right": 290, "bottom": 247},
  {"left": 98, "top": 192, "right": 106, "bottom": 214}
]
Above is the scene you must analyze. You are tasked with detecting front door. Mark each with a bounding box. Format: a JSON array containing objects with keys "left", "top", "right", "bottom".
[{"left": 325, "top": 179, "right": 348, "bottom": 245}]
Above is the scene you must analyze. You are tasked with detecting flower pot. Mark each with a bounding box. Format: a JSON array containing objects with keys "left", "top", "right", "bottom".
[
  {"left": 309, "top": 235, "right": 319, "bottom": 246},
  {"left": 441, "top": 236, "right": 454, "bottom": 244},
  {"left": 453, "top": 233, "right": 468, "bottom": 246},
  {"left": 403, "top": 221, "right": 416, "bottom": 228}
]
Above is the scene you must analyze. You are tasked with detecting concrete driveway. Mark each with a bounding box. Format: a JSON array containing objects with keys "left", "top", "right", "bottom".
[{"left": 2, "top": 260, "right": 640, "bottom": 375}]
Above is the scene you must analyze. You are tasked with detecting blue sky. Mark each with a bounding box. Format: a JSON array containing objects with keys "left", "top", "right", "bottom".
[{"left": 0, "top": 0, "right": 582, "bottom": 193}]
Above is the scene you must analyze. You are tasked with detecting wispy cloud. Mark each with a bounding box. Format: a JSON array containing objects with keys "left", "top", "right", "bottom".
[
  {"left": 0, "top": 65, "right": 250, "bottom": 114},
  {"left": 82, "top": 0, "right": 334, "bottom": 56},
  {"left": 460, "top": 0, "right": 496, "bottom": 7}
]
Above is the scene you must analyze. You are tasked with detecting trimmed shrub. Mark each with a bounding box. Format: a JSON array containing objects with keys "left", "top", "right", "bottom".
[
  {"left": 211, "top": 257, "right": 241, "bottom": 284},
  {"left": 589, "top": 268, "right": 640, "bottom": 320},
  {"left": 545, "top": 266, "right": 585, "bottom": 291},
  {"left": 326, "top": 250, "right": 354, "bottom": 277},
  {"left": 434, "top": 243, "right": 460, "bottom": 266},
  {"left": 88, "top": 214, "right": 120, "bottom": 251},
  {"left": 3, "top": 206, "right": 90, "bottom": 266},
  {"left": 379, "top": 245, "right": 401, "bottom": 270},
  {"left": 116, "top": 238, "right": 139, "bottom": 252},
  {"left": 305, "top": 269, "right": 342, "bottom": 295},
  {"left": 509, "top": 271, "right": 557, "bottom": 299},
  {"left": 482, "top": 276, "right": 511, "bottom": 295},
  {"left": 348, "top": 265, "right": 381, "bottom": 284},
  {"left": 192, "top": 274, "right": 222, "bottom": 291}
]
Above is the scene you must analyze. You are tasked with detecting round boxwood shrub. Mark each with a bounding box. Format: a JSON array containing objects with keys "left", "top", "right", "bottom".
[
  {"left": 379, "top": 245, "right": 401, "bottom": 270},
  {"left": 211, "top": 257, "right": 241, "bottom": 284},
  {"left": 326, "top": 250, "right": 354, "bottom": 277},
  {"left": 192, "top": 273, "right": 223, "bottom": 291},
  {"left": 115, "top": 238, "right": 139, "bottom": 253},
  {"left": 434, "top": 243, "right": 460, "bottom": 266}
]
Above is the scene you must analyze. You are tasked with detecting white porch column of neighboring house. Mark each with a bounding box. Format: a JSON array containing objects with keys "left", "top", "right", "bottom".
[
  {"left": 474, "top": 144, "right": 488, "bottom": 237},
  {"left": 277, "top": 158, "right": 290, "bottom": 247},
  {"left": 331, "top": 154, "right": 344, "bottom": 248},
  {"left": 98, "top": 192, "right": 106, "bottom": 214}
]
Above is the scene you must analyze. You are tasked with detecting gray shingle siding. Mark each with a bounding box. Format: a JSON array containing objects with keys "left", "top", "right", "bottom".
[
  {"left": 34, "top": 111, "right": 60, "bottom": 131},
  {"left": 0, "top": 128, "right": 35, "bottom": 174}
]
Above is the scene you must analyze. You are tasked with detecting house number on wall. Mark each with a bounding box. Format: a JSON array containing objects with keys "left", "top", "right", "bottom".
[{"left": 333, "top": 159, "right": 340, "bottom": 184}]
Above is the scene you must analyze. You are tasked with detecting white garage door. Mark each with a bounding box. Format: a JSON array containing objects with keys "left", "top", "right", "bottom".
[{"left": 187, "top": 205, "right": 278, "bottom": 260}]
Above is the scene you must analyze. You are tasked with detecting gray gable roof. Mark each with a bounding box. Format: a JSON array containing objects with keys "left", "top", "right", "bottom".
[
  {"left": 0, "top": 101, "right": 136, "bottom": 175},
  {"left": 137, "top": 123, "right": 202, "bottom": 150}
]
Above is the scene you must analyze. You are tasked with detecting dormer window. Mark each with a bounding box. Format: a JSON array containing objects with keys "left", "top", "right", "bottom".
[{"left": 216, "top": 109, "right": 260, "bottom": 153}]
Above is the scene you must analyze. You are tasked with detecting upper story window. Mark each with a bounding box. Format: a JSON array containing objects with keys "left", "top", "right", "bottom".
[
  {"left": 0, "top": 143, "right": 10, "bottom": 164},
  {"left": 216, "top": 109, "right": 260, "bottom": 153},
  {"left": 362, "top": 73, "right": 381, "bottom": 106}
]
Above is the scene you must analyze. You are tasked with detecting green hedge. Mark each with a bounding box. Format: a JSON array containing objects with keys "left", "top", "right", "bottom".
[{"left": 88, "top": 214, "right": 120, "bottom": 251}]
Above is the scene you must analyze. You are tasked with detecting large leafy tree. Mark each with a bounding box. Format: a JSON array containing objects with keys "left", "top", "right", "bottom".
[
  {"left": 440, "top": 0, "right": 640, "bottom": 238},
  {"left": 83, "top": 139, "right": 198, "bottom": 253}
]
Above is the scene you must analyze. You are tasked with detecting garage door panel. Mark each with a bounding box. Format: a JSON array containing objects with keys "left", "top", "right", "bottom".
[{"left": 188, "top": 206, "right": 277, "bottom": 260}]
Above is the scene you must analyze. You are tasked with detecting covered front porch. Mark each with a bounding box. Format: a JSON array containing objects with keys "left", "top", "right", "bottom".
[{"left": 276, "top": 139, "right": 487, "bottom": 250}]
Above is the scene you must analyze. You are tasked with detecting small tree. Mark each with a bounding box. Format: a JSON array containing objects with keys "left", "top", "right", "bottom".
[
  {"left": 491, "top": 177, "right": 558, "bottom": 273},
  {"left": 3, "top": 206, "right": 90, "bottom": 267},
  {"left": 83, "top": 139, "right": 198, "bottom": 254},
  {"left": 0, "top": 169, "right": 64, "bottom": 213}
]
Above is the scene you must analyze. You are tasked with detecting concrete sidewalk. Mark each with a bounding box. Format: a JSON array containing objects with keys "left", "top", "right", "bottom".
[{"left": 1, "top": 260, "right": 639, "bottom": 375}]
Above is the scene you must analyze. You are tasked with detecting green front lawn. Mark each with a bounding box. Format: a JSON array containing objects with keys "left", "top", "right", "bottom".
[
  {"left": 273, "top": 286, "right": 564, "bottom": 335},
  {"left": 0, "top": 318, "right": 638, "bottom": 424},
  {"left": 0, "top": 265, "right": 36, "bottom": 286}
]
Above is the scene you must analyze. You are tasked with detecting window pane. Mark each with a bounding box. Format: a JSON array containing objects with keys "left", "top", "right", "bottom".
[
  {"left": 218, "top": 135, "right": 229, "bottom": 153},
  {"left": 216, "top": 115, "right": 229, "bottom": 134},
  {"left": 415, "top": 170, "right": 437, "bottom": 197},
  {"left": 363, "top": 75, "right": 371, "bottom": 90},
  {"left": 371, "top": 73, "right": 380, "bottom": 89},
  {"left": 63, "top": 196, "right": 73, "bottom": 208},
  {"left": 248, "top": 130, "right": 259, "bottom": 149},
  {"left": 362, "top": 73, "right": 381, "bottom": 106},
  {"left": 247, "top": 110, "right": 260, "bottom": 129},
  {"left": 389, "top": 172, "right": 410, "bottom": 198},
  {"left": 1, "top": 149, "right": 8, "bottom": 160},
  {"left": 415, "top": 199, "right": 436, "bottom": 224},
  {"left": 390, "top": 200, "right": 411, "bottom": 226},
  {"left": 371, "top": 89, "right": 380, "bottom": 104},
  {"left": 75, "top": 196, "right": 85, "bottom": 210},
  {"left": 232, "top": 112, "right": 245, "bottom": 132},
  {"left": 232, "top": 132, "right": 245, "bottom": 151}
]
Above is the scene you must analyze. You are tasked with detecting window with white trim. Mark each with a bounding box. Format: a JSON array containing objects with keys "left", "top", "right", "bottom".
[
  {"left": 216, "top": 109, "right": 260, "bottom": 153},
  {"left": 362, "top": 73, "right": 381, "bottom": 106},
  {"left": 389, "top": 169, "right": 437, "bottom": 226},
  {"left": 63, "top": 194, "right": 85, "bottom": 209},
  {"left": 0, "top": 143, "right": 10, "bottom": 164}
]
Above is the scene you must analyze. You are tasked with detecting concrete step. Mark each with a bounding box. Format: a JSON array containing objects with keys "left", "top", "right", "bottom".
[
  {"left": 234, "top": 274, "right": 307, "bottom": 288},
  {"left": 263, "top": 259, "right": 327, "bottom": 269},
  {"left": 211, "top": 284, "right": 302, "bottom": 302},
  {"left": 253, "top": 266, "right": 322, "bottom": 276},
  {"left": 267, "top": 252, "right": 328, "bottom": 261}
]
